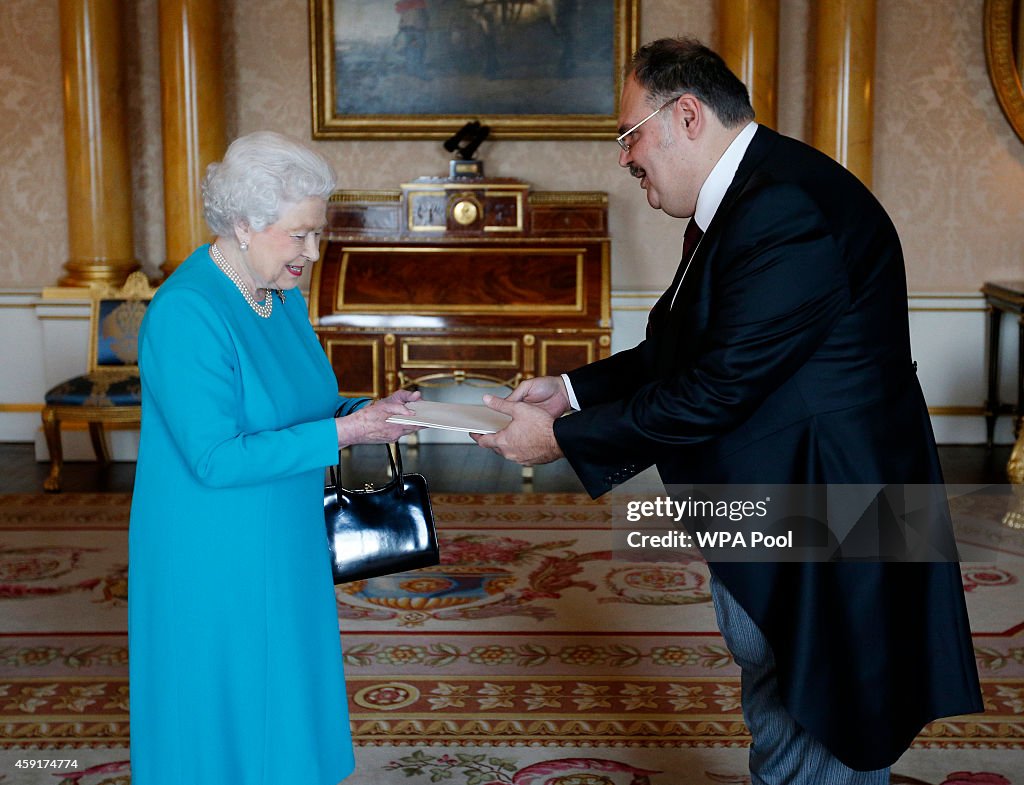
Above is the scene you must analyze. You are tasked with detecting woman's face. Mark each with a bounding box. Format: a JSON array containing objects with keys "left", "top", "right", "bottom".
[{"left": 242, "top": 197, "right": 327, "bottom": 291}]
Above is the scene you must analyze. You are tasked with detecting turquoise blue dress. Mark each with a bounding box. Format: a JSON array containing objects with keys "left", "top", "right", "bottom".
[{"left": 129, "top": 246, "right": 361, "bottom": 785}]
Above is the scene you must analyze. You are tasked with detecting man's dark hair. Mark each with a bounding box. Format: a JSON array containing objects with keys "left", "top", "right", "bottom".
[{"left": 628, "top": 37, "right": 755, "bottom": 127}]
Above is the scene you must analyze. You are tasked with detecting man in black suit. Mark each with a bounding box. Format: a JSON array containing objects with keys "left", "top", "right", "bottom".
[{"left": 474, "top": 37, "right": 982, "bottom": 782}]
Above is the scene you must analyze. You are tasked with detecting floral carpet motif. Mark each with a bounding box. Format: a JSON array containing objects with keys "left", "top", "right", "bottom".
[{"left": 0, "top": 493, "right": 1020, "bottom": 784}]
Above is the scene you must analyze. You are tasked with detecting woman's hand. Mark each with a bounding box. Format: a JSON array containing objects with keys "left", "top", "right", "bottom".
[{"left": 334, "top": 389, "right": 424, "bottom": 448}]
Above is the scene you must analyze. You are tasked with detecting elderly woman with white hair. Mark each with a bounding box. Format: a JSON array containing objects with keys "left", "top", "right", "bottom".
[{"left": 128, "top": 131, "right": 421, "bottom": 785}]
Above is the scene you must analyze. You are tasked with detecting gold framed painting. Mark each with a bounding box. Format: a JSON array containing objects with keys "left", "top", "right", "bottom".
[{"left": 310, "top": 0, "right": 640, "bottom": 140}]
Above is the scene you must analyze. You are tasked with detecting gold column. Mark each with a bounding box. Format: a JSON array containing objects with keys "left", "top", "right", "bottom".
[
  {"left": 717, "top": 0, "right": 779, "bottom": 128},
  {"left": 158, "top": 0, "right": 227, "bottom": 278},
  {"left": 810, "top": 0, "right": 877, "bottom": 187},
  {"left": 58, "top": 0, "right": 138, "bottom": 287}
]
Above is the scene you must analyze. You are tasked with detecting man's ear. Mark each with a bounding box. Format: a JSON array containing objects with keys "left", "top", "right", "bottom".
[{"left": 674, "top": 94, "right": 701, "bottom": 136}]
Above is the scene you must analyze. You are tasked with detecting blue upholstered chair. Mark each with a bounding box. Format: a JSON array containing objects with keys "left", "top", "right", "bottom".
[{"left": 41, "top": 271, "right": 157, "bottom": 492}]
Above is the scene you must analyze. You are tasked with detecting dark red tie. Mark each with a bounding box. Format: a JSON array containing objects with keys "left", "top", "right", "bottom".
[
  {"left": 680, "top": 217, "right": 703, "bottom": 267},
  {"left": 646, "top": 218, "right": 703, "bottom": 337}
]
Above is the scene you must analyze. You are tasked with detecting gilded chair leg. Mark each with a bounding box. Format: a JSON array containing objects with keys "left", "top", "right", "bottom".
[
  {"left": 1002, "top": 428, "right": 1024, "bottom": 529},
  {"left": 88, "top": 422, "right": 111, "bottom": 464},
  {"left": 41, "top": 408, "right": 63, "bottom": 493}
]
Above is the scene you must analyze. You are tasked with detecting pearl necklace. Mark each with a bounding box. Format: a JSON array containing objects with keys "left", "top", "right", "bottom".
[{"left": 209, "top": 243, "right": 272, "bottom": 318}]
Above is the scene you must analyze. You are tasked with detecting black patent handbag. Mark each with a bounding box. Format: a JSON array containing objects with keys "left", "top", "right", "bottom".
[{"left": 323, "top": 442, "right": 439, "bottom": 584}]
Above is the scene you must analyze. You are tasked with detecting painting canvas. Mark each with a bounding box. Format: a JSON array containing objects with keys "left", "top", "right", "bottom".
[{"left": 310, "top": 0, "right": 639, "bottom": 139}]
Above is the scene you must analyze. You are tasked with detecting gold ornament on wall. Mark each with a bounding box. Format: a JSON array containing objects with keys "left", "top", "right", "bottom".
[{"left": 984, "top": 0, "right": 1024, "bottom": 143}]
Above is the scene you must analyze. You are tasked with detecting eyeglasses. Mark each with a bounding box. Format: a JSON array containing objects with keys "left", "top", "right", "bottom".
[{"left": 616, "top": 98, "right": 677, "bottom": 153}]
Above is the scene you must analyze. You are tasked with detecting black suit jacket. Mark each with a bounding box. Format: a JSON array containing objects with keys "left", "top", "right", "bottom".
[{"left": 554, "top": 126, "right": 983, "bottom": 770}]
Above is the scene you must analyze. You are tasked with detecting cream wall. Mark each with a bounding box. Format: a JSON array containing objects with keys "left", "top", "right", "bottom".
[
  {"left": 1, "top": 1, "right": 66, "bottom": 287},
  {"left": 0, "top": 0, "right": 1022, "bottom": 291}
]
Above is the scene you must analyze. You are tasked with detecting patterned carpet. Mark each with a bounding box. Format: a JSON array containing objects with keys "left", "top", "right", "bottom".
[{"left": 0, "top": 492, "right": 1020, "bottom": 785}]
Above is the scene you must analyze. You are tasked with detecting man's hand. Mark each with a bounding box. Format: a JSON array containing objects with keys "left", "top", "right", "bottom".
[
  {"left": 504, "top": 376, "right": 571, "bottom": 419},
  {"left": 471, "top": 394, "right": 564, "bottom": 466}
]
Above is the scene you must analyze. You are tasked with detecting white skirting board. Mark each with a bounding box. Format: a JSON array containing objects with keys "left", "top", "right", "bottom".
[{"left": 0, "top": 288, "right": 1016, "bottom": 456}]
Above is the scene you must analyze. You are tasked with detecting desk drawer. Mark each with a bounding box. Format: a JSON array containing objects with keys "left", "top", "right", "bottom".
[
  {"left": 400, "top": 337, "right": 520, "bottom": 369},
  {"left": 321, "top": 334, "right": 383, "bottom": 398},
  {"left": 530, "top": 207, "right": 606, "bottom": 234}
]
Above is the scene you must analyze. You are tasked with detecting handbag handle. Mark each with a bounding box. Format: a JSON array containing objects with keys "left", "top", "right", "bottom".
[{"left": 328, "top": 442, "right": 406, "bottom": 497}]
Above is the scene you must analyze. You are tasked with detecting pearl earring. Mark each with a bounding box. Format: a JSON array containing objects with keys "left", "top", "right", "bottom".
[{"left": 239, "top": 241, "right": 249, "bottom": 251}]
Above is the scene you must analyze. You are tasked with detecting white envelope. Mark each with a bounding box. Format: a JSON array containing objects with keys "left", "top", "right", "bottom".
[{"left": 386, "top": 400, "right": 512, "bottom": 434}]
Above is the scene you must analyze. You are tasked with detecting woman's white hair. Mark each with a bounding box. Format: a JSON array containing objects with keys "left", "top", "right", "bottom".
[{"left": 202, "top": 131, "right": 336, "bottom": 236}]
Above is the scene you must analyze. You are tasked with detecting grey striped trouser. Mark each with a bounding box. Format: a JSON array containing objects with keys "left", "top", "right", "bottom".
[{"left": 710, "top": 576, "right": 891, "bottom": 785}]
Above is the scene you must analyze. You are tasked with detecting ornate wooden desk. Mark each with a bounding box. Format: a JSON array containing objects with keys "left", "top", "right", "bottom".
[{"left": 309, "top": 180, "right": 611, "bottom": 398}]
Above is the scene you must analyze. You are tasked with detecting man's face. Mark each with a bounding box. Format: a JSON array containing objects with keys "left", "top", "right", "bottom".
[{"left": 617, "top": 75, "right": 695, "bottom": 219}]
